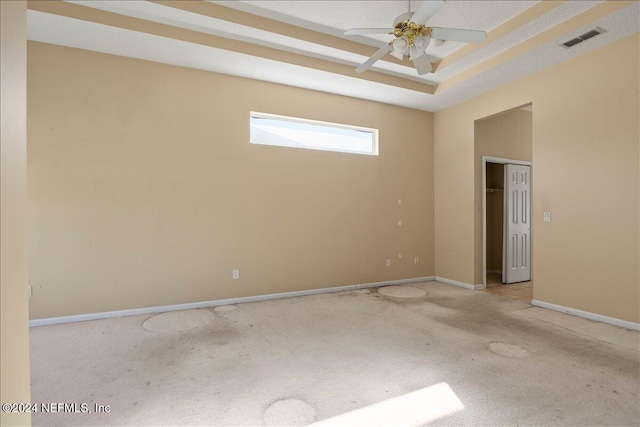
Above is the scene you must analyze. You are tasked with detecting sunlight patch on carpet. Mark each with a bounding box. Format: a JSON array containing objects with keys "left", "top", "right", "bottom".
[{"left": 310, "top": 382, "right": 463, "bottom": 426}]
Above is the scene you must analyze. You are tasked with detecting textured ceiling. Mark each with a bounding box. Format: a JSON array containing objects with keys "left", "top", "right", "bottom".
[
  {"left": 26, "top": 1, "right": 640, "bottom": 112},
  {"left": 431, "top": 1, "right": 601, "bottom": 83}
]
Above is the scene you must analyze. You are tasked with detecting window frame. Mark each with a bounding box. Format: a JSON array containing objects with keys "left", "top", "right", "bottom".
[{"left": 249, "top": 111, "right": 379, "bottom": 156}]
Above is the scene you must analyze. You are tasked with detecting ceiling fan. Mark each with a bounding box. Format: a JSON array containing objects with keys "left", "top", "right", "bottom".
[{"left": 344, "top": 0, "right": 487, "bottom": 75}]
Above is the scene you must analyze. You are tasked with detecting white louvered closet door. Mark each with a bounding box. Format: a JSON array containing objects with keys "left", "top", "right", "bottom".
[{"left": 503, "top": 164, "right": 531, "bottom": 284}]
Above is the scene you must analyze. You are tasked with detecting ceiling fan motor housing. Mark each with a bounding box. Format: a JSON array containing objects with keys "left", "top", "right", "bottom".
[{"left": 392, "top": 12, "right": 414, "bottom": 27}]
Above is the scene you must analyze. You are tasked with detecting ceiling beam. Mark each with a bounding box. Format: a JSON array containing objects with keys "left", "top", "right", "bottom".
[
  {"left": 435, "top": 0, "right": 633, "bottom": 94},
  {"left": 431, "top": 1, "right": 567, "bottom": 73},
  {"left": 27, "top": 1, "right": 434, "bottom": 95}
]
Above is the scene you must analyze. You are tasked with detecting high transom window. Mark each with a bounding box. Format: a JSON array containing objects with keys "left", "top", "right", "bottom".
[{"left": 250, "top": 112, "right": 378, "bottom": 156}]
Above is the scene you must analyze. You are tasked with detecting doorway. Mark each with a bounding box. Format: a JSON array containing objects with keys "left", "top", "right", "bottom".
[
  {"left": 474, "top": 103, "right": 533, "bottom": 291},
  {"left": 485, "top": 162, "right": 504, "bottom": 285},
  {"left": 482, "top": 156, "right": 532, "bottom": 289}
]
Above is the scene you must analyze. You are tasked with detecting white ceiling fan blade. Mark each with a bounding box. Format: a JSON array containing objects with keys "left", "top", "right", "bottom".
[
  {"left": 412, "top": 54, "right": 433, "bottom": 75},
  {"left": 410, "top": 0, "right": 446, "bottom": 25},
  {"left": 431, "top": 27, "right": 487, "bottom": 44},
  {"left": 423, "top": 53, "right": 441, "bottom": 63},
  {"left": 409, "top": 45, "right": 425, "bottom": 60},
  {"left": 356, "top": 44, "right": 393, "bottom": 73},
  {"left": 409, "top": 47, "right": 420, "bottom": 60},
  {"left": 345, "top": 28, "right": 393, "bottom": 35}
]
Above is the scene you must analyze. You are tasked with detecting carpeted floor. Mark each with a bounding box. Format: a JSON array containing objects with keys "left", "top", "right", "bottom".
[{"left": 30, "top": 281, "right": 640, "bottom": 426}]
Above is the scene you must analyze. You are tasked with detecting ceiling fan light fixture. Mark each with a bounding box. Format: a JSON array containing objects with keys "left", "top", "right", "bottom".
[
  {"left": 409, "top": 46, "right": 422, "bottom": 60},
  {"left": 409, "top": 35, "right": 430, "bottom": 59},
  {"left": 413, "top": 35, "right": 430, "bottom": 49},
  {"left": 390, "top": 50, "right": 404, "bottom": 60},
  {"left": 392, "top": 36, "right": 410, "bottom": 57}
]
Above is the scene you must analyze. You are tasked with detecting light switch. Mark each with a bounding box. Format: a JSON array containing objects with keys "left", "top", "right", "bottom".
[{"left": 543, "top": 212, "right": 551, "bottom": 222}]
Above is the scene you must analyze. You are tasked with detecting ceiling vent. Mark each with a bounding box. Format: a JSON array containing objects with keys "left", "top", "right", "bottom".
[{"left": 560, "top": 27, "right": 605, "bottom": 48}]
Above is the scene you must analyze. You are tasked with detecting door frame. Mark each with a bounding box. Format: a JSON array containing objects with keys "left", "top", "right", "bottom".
[{"left": 482, "top": 156, "right": 533, "bottom": 288}]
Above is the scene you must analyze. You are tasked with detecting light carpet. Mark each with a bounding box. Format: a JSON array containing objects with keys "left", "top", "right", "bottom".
[{"left": 30, "top": 281, "right": 640, "bottom": 426}]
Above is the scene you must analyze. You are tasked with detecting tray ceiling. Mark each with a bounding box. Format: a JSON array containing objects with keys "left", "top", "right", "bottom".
[{"left": 26, "top": 1, "right": 640, "bottom": 112}]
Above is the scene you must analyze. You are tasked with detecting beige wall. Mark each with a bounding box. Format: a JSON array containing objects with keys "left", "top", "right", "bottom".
[
  {"left": 1, "top": 2, "right": 32, "bottom": 426},
  {"left": 475, "top": 108, "right": 533, "bottom": 282},
  {"left": 27, "top": 35, "right": 640, "bottom": 324},
  {"left": 27, "top": 42, "right": 435, "bottom": 319},
  {"left": 435, "top": 34, "right": 639, "bottom": 323}
]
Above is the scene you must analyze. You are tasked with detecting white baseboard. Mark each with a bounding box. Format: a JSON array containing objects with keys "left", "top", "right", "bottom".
[
  {"left": 435, "top": 276, "right": 484, "bottom": 290},
  {"left": 29, "top": 276, "right": 436, "bottom": 327},
  {"left": 531, "top": 300, "right": 640, "bottom": 331}
]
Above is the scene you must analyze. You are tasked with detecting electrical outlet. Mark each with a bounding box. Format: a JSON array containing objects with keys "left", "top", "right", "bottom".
[
  {"left": 414, "top": 257, "right": 419, "bottom": 265},
  {"left": 232, "top": 269, "right": 239, "bottom": 280},
  {"left": 386, "top": 259, "right": 391, "bottom": 267},
  {"left": 27, "top": 286, "right": 32, "bottom": 298},
  {"left": 543, "top": 212, "right": 551, "bottom": 222}
]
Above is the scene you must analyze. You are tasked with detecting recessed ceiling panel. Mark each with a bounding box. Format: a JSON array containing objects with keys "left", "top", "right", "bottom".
[{"left": 214, "top": 0, "right": 539, "bottom": 58}]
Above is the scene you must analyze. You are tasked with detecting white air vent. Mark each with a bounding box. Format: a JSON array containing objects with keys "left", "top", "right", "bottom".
[{"left": 560, "top": 27, "right": 605, "bottom": 48}]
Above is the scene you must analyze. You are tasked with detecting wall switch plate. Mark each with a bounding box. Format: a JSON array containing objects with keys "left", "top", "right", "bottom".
[
  {"left": 27, "top": 286, "right": 32, "bottom": 298},
  {"left": 232, "top": 269, "right": 239, "bottom": 280},
  {"left": 386, "top": 259, "right": 391, "bottom": 267},
  {"left": 543, "top": 212, "right": 551, "bottom": 222},
  {"left": 414, "top": 257, "right": 419, "bottom": 265}
]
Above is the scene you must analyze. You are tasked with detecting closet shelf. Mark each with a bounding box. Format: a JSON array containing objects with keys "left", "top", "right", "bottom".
[{"left": 486, "top": 188, "right": 503, "bottom": 192}]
